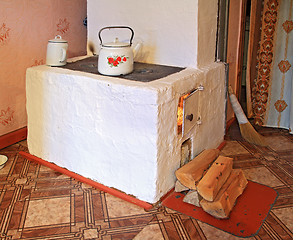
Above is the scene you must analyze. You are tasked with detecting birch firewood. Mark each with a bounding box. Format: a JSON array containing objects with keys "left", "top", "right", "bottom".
[
  {"left": 196, "top": 156, "right": 233, "bottom": 201},
  {"left": 200, "top": 169, "right": 248, "bottom": 219},
  {"left": 174, "top": 180, "right": 189, "bottom": 192},
  {"left": 175, "top": 149, "right": 220, "bottom": 189},
  {"left": 183, "top": 190, "right": 202, "bottom": 207}
]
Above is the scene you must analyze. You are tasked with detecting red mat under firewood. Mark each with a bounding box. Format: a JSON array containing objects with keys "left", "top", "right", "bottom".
[{"left": 161, "top": 181, "right": 278, "bottom": 238}]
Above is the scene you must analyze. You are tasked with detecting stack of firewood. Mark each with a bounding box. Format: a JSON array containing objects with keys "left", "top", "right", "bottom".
[{"left": 175, "top": 149, "right": 248, "bottom": 219}]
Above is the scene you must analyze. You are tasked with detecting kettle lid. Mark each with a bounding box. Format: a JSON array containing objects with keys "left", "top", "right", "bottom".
[
  {"left": 48, "top": 35, "right": 67, "bottom": 43},
  {"left": 102, "top": 38, "right": 130, "bottom": 48}
]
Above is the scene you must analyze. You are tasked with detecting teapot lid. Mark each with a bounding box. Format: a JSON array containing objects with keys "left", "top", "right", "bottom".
[
  {"left": 48, "top": 35, "right": 67, "bottom": 43},
  {"left": 102, "top": 38, "right": 130, "bottom": 48}
]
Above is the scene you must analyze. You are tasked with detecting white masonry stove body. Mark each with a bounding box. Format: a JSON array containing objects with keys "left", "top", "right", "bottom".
[{"left": 26, "top": 0, "right": 226, "bottom": 204}]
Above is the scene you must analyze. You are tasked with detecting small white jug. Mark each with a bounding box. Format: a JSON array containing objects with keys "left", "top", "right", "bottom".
[{"left": 46, "top": 35, "right": 68, "bottom": 66}]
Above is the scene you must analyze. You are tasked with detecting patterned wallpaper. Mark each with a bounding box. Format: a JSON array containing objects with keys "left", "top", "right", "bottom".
[{"left": 0, "top": 0, "right": 87, "bottom": 136}]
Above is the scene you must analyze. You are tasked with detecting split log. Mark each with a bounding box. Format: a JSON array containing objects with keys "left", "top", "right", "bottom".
[
  {"left": 174, "top": 180, "right": 189, "bottom": 192},
  {"left": 183, "top": 190, "right": 202, "bottom": 207},
  {"left": 196, "top": 156, "right": 233, "bottom": 201},
  {"left": 200, "top": 169, "right": 248, "bottom": 219},
  {"left": 175, "top": 149, "right": 220, "bottom": 189}
]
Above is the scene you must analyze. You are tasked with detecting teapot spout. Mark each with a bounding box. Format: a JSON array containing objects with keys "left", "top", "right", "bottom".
[{"left": 133, "top": 41, "right": 142, "bottom": 59}]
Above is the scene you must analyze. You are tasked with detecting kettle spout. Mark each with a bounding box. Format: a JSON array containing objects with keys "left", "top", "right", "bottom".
[{"left": 132, "top": 41, "right": 142, "bottom": 59}]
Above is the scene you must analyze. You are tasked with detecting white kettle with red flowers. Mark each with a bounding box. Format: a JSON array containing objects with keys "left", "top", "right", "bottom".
[{"left": 97, "top": 26, "right": 141, "bottom": 76}]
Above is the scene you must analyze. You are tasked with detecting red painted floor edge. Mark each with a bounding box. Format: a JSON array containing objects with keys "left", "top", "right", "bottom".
[
  {"left": 19, "top": 151, "right": 153, "bottom": 211},
  {"left": 19, "top": 141, "right": 226, "bottom": 211},
  {"left": 217, "top": 140, "right": 226, "bottom": 150},
  {"left": 0, "top": 127, "right": 27, "bottom": 150}
]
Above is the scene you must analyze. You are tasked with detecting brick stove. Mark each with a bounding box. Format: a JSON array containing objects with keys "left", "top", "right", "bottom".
[{"left": 26, "top": 0, "right": 226, "bottom": 204}]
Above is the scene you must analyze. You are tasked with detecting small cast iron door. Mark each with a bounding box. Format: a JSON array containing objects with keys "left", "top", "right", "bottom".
[{"left": 182, "top": 89, "right": 200, "bottom": 137}]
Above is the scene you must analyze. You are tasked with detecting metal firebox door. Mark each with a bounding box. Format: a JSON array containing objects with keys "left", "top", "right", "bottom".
[{"left": 182, "top": 86, "right": 203, "bottom": 137}]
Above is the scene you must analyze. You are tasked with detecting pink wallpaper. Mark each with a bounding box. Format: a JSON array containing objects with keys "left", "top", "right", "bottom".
[{"left": 0, "top": 0, "right": 87, "bottom": 136}]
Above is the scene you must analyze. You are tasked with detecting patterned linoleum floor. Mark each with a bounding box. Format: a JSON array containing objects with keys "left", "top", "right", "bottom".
[{"left": 1, "top": 123, "right": 293, "bottom": 239}]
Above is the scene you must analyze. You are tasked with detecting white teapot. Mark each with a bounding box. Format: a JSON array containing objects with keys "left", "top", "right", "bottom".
[
  {"left": 97, "top": 26, "right": 141, "bottom": 76},
  {"left": 46, "top": 35, "right": 68, "bottom": 66}
]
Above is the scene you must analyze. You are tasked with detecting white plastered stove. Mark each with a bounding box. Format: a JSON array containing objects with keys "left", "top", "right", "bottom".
[{"left": 25, "top": 0, "right": 226, "bottom": 204}]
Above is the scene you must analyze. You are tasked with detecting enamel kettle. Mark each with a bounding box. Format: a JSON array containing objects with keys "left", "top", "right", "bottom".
[{"left": 98, "top": 26, "right": 141, "bottom": 76}]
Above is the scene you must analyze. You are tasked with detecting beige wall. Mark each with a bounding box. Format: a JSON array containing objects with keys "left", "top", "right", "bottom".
[{"left": 0, "top": 0, "right": 87, "bottom": 136}]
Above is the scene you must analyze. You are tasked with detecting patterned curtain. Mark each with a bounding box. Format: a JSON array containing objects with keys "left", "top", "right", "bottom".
[{"left": 253, "top": 0, "right": 293, "bottom": 133}]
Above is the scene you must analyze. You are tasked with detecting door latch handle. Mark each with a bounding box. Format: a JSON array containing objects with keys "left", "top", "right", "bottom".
[{"left": 186, "top": 114, "right": 193, "bottom": 121}]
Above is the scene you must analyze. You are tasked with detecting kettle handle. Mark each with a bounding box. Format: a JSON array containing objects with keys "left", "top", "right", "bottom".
[{"left": 98, "top": 26, "right": 134, "bottom": 46}]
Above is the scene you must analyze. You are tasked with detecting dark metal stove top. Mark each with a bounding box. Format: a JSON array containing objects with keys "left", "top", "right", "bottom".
[{"left": 61, "top": 56, "right": 184, "bottom": 82}]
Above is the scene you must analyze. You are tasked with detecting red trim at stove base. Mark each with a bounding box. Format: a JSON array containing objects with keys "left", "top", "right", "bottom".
[
  {"left": 217, "top": 140, "right": 226, "bottom": 151},
  {"left": 19, "top": 151, "right": 153, "bottom": 211},
  {"left": 226, "top": 117, "right": 236, "bottom": 134},
  {"left": 0, "top": 127, "right": 27, "bottom": 150},
  {"left": 19, "top": 140, "right": 226, "bottom": 211}
]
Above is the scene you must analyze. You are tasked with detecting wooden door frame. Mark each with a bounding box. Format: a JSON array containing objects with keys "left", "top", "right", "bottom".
[
  {"left": 225, "top": 0, "right": 263, "bottom": 122},
  {"left": 226, "top": 0, "right": 248, "bottom": 122},
  {"left": 245, "top": 0, "right": 263, "bottom": 117}
]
